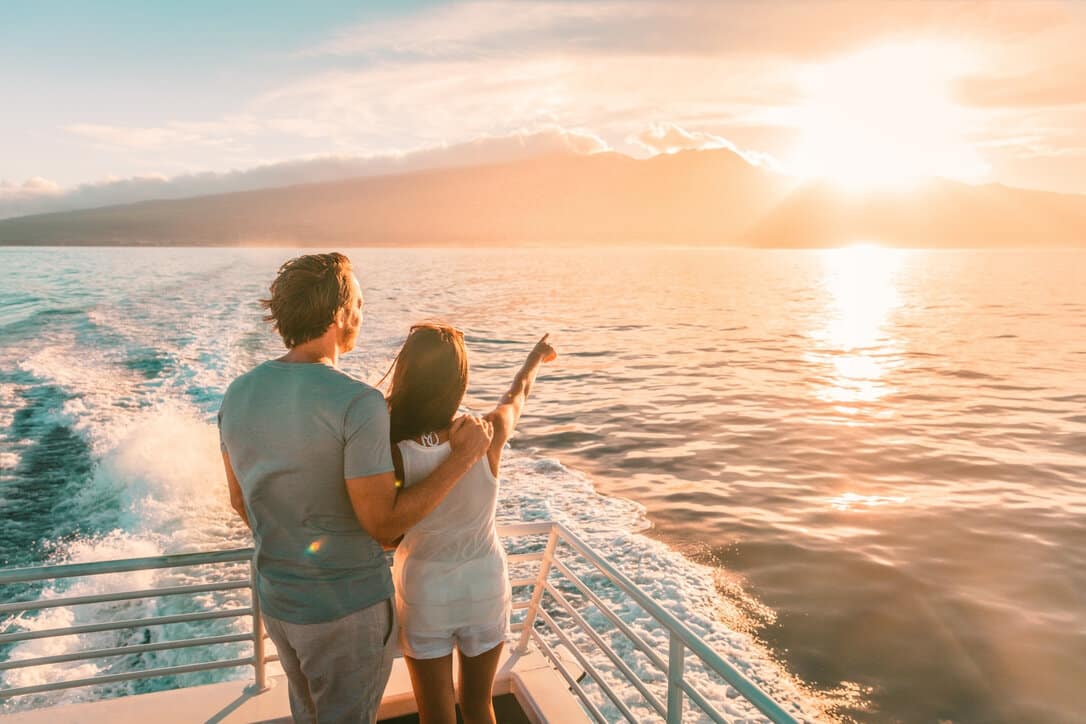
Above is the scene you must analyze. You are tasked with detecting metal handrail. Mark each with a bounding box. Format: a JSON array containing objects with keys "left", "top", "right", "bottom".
[
  {"left": 0, "top": 633, "right": 253, "bottom": 671},
  {"left": 0, "top": 521, "right": 796, "bottom": 723},
  {"left": 0, "top": 607, "right": 252, "bottom": 645},
  {"left": 0, "top": 548, "right": 262, "bottom": 701},
  {"left": 0, "top": 579, "right": 251, "bottom": 616},
  {"left": 0, "top": 548, "right": 253, "bottom": 585},
  {"left": 516, "top": 523, "right": 800, "bottom": 724},
  {"left": 542, "top": 580, "right": 666, "bottom": 718},
  {"left": 536, "top": 607, "right": 640, "bottom": 723},
  {"left": 530, "top": 625, "right": 609, "bottom": 723},
  {"left": 1, "top": 658, "right": 256, "bottom": 699}
]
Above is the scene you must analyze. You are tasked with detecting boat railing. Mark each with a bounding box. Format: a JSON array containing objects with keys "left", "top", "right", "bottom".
[
  {"left": 505, "top": 522, "right": 797, "bottom": 724},
  {"left": 0, "top": 548, "right": 271, "bottom": 700},
  {"left": 0, "top": 522, "right": 797, "bottom": 723}
]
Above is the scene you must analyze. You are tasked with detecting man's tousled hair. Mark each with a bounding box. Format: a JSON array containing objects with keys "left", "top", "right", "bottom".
[{"left": 261, "top": 252, "right": 355, "bottom": 349}]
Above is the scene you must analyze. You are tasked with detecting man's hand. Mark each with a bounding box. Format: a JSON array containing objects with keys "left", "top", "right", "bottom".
[
  {"left": 449, "top": 414, "right": 493, "bottom": 462},
  {"left": 347, "top": 414, "right": 493, "bottom": 545}
]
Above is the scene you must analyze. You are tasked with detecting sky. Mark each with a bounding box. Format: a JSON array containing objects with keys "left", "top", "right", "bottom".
[{"left": 2, "top": 0, "right": 1086, "bottom": 217}]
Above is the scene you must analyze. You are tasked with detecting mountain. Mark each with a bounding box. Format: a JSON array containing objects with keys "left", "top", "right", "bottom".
[
  {"left": 746, "top": 179, "right": 1086, "bottom": 247},
  {"left": 0, "top": 149, "right": 1083, "bottom": 247}
]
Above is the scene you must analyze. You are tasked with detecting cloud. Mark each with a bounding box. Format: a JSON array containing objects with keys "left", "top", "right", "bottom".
[
  {"left": 255, "top": 58, "right": 581, "bottom": 142},
  {"left": 67, "top": 124, "right": 209, "bottom": 151},
  {"left": 631, "top": 122, "right": 732, "bottom": 154},
  {"left": 263, "top": 1, "right": 1077, "bottom": 182},
  {"left": 304, "top": 0, "right": 1072, "bottom": 62},
  {"left": 955, "top": 69, "right": 1086, "bottom": 108},
  {"left": 307, "top": 1, "right": 652, "bottom": 59},
  {"left": 629, "top": 122, "right": 785, "bottom": 171},
  {"left": 254, "top": 52, "right": 801, "bottom": 158},
  {"left": 0, "top": 127, "right": 609, "bottom": 219},
  {"left": 0, "top": 177, "right": 62, "bottom": 197},
  {"left": 66, "top": 118, "right": 265, "bottom": 151},
  {"left": 0, "top": 178, "right": 64, "bottom": 217}
]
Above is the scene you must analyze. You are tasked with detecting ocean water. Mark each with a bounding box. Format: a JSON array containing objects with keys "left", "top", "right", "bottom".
[{"left": 0, "top": 246, "right": 1083, "bottom": 722}]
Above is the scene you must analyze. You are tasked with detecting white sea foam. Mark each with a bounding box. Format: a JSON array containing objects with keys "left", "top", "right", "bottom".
[
  {"left": 0, "top": 384, "right": 26, "bottom": 502},
  {"left": 84, "top": 405, "right": 237, "bottom": 543},
  {"left": 17, "top": 341, "right": 147, "bottom": 457},
  {"left": 0, "top": 406, "right": 251, "bottom": 712},
  {"left": 0, "top": 382, "right": 21, "bottom": 430}
]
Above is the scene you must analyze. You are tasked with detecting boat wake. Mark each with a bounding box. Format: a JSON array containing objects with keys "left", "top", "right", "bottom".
[{"left": 0, "top": 288, "right": 824, "bottom": 720}]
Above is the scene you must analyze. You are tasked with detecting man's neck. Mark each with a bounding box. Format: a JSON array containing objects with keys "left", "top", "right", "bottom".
[{"left": 279, "top": 337, "right": 340, "bottom": 366}]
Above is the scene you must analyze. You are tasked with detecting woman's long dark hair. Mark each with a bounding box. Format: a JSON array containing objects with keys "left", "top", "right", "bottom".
[{"left": 383, "top": 322, "right": 469, "bottom": 444}]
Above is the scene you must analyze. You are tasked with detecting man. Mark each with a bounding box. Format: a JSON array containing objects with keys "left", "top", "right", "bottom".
[{"left": 218, "top": 252, "right": 492, "bottom": 723}]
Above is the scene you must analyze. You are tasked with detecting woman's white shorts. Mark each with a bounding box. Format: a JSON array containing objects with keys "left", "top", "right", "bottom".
[{"left": 399, "top": 618, "right": 509, "bottom": 660}]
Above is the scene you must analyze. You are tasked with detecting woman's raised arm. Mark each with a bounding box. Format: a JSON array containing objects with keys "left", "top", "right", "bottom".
[{"left": 485, "top": 334, "right": 557, "bottom": 476}]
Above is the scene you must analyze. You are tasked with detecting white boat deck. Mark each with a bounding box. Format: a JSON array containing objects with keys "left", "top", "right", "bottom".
[{"left": 2, "top": 645, "right": 588, "bottom": 724}]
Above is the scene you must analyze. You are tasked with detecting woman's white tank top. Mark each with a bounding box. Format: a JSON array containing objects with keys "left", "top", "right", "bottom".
[{"left": 391, "top": 440, "right": 510, "bottom": 633}]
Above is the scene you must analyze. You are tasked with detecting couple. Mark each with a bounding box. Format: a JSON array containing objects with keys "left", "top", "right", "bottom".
[{"left": 217, "top": 252, "right": 556, "bottom": 723}]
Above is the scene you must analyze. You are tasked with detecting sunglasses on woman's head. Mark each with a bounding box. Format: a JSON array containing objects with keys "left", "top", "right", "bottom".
[{"left": 410, "top": 323, "right": 463, "bottom": 340}]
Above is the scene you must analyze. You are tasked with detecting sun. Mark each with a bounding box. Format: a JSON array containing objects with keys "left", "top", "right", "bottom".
[{"left": 789, "top": 42, "right": 989, "bottom": 191}]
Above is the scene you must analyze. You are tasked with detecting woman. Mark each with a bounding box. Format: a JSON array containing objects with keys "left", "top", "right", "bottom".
[{"left": 385, "top": 323, "right": 556, "bottom": 724}]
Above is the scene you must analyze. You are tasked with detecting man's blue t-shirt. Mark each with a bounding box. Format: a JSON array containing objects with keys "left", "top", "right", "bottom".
[{"left": 218, "top": 361, "right": 395, "bottom": 624}]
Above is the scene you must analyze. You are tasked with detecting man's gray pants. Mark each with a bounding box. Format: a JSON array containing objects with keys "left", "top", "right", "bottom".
[{"left": 262, "top": 598, "right": 397, "bottom": 724}]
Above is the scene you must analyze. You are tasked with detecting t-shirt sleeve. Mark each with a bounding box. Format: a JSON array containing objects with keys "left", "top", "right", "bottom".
[
  {"left": 217, "top": 406, "right": 227, "bottom": 453},
  {"left": 343, "top": 390, "right": 395, "bottom": 478}
]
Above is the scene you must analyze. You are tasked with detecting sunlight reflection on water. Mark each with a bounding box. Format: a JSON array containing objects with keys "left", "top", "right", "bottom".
[
  {"left": 808, "top": 244, "right": 907, "bottom": 406},
  {"left": 828, "top": 491, "right": 911, "bottom": 511}
]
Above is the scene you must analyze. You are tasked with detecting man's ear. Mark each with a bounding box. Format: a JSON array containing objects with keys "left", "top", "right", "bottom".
[{"left": 334, "top": 306, "right": 347, "bottom": 329}]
